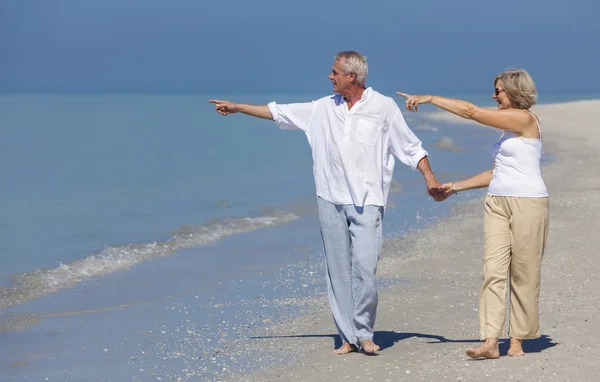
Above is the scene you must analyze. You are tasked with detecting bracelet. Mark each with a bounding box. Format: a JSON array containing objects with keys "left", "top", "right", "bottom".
[{"left": 452, "top": 182, "right": 458, "bottom": 195}]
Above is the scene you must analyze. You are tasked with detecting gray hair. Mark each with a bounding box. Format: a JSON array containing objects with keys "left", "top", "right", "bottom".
[
  {"left": 494, "top": 69, "right": 537, "bottom": 109},
  {"left": 334, "top": 51, "right": 368, "bottom": 86}
]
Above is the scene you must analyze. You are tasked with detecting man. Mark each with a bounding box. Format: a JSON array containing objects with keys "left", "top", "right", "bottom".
[{"left": 209, "top": 51, "right": 445, "bottom": 355}]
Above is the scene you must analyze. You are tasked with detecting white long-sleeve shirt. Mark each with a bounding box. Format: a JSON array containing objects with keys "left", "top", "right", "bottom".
[{"left": 267, "top": 87, "right": 428, "bottom": 207}]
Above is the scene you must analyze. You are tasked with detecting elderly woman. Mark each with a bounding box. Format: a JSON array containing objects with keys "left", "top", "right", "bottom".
[{"left": 397, "top": 69, "right": 549, "bottom": 359}]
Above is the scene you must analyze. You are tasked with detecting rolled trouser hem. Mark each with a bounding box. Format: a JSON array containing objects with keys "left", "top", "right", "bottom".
[{"left": 480, "top": 333, "right": 502, "bottom": 341}]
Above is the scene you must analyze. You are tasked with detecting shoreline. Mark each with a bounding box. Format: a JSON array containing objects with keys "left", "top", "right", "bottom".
[
  {"left": 0, "top": 107, "right": 492, "bottom": 316},
  {"left": 2, "top": 98, "right": 599, "bottom": 381},
  {"left": 224, "top": 98, "right": 600, "bottom": 381}
]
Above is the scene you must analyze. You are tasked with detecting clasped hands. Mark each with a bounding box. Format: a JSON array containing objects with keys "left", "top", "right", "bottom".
[{"left": 426, "top": 180, "right": 458, "bottom": 202}]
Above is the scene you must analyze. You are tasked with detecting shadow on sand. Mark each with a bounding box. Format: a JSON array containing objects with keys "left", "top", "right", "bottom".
[{"left": 250, "top": 331, "right": 557, "bottom": 355}]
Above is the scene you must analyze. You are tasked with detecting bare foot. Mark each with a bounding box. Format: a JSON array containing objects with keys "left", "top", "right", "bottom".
[
  {"left": 508, "top": 338, "right": 525, "bottom": 357},
  {"left": 466, "top": 338, "right": 500, "bottom": 359},
  {"left": 360, "top": 339, "right": 380, "bottom": 354},
  {"left": 333, "top": 342, "right": 358, "bottom": 355}
]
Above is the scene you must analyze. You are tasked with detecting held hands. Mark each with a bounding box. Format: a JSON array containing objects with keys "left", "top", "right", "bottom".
[
  {"left": 396, "top": 92, "right": 432, "bottom": 112},
  {"left": 208, "top": 100, "right": 240, "bottom": 116},
  {"left": 426, "top": 177, "right": 447, "bottom": 202},
  {"left": 426, "top": 181, "right": 461, "bottom": 202},
  {"left": 440, "top": 182, "right": 458, "bottom": 198}
]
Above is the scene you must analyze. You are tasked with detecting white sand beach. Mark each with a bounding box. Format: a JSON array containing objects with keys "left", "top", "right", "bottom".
[{"left": 229, "top": 99, "right": 600, "bottom": 381}]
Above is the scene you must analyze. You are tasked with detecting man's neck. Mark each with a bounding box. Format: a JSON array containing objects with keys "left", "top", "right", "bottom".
[{"left": 342, "top": 86, "right": 367, "bottom": 109}]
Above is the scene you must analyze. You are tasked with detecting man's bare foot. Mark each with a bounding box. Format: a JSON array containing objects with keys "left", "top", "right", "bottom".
[
  {"left": 466, "top": 338, "right": 500, "bottom": 359},
  {"left": 360, "top": 339, "right": 380, "bottom": 354},
  {"left": 333, "top": 342, "right": 358, "bottom": 355},
  {"left": 508, "top": 338, "right": 525, "bottom": 357}
]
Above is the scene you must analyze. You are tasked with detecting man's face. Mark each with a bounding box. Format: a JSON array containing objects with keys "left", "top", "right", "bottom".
[{"left": 328, "top": 58, "right": 354, "bottom": 94}]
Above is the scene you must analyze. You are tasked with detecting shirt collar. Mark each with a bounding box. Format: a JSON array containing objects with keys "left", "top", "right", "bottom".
[
  {"left": 335, "top": 87, "right": 373, "bottom": 104},
  {"left": 361, "top": 87, "right": 373, "bottom": 101}
]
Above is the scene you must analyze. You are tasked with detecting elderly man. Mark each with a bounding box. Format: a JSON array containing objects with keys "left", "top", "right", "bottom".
[{"left": 209, "top": 51, "right": 445, "bottom": 355}]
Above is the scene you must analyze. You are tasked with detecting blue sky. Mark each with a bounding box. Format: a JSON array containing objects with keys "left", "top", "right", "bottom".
[{"left": 1, "top": 0, "right": 598, "bottom": 94}]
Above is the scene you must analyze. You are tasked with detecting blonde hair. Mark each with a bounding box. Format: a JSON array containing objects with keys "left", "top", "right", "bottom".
[{"left": 494, "top": 69, "right": 537, "bottom": 109}]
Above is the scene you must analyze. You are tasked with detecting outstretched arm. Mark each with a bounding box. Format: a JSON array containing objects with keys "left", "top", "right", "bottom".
[
  {"left": 396, "top": 93, "right": 534, "bottom": 134},
  {"left": 441, "top": 167, "right": 494, "bottom": 197},
  {"left": 209, "top": 100, "right": 273, "bottom": 120}
]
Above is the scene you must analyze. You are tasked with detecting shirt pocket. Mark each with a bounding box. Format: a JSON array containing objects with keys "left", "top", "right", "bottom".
[{"left": 354, "top": 118, "right": 381, "bottom": 147}]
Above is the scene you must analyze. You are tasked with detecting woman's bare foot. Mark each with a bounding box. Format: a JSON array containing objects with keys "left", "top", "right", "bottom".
[
  {"left": 359, "top": 339, "right": 380, "bottom": 354},
  {"left": 508, "top": 338, "right": 525, "bottom": 357},
  {"left": 333, "top": 342, "right": 358, "bottom": 355},
  {"left": 466, "top": 338, "right": 500, "bottom": 359}
]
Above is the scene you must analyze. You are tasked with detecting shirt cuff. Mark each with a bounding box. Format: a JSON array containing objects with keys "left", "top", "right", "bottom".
[
  {"left": 409, "top": 149, "right": 429, "bottom": 170},
  {"left": 267, "top": 102, "right": 284, "bottom": 126}
]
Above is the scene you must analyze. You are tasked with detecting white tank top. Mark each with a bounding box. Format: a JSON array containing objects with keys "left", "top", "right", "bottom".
[{"left": 487, "top": 111, "right": 549, "bottom": 197}]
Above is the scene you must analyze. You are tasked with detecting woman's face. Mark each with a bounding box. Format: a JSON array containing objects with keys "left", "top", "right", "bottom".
[{"left": 493, "top": 80, "right": 512, "bottom": 110}]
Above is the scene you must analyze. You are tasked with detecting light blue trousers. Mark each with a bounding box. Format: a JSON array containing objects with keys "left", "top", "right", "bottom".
[{"left": 317, "top": 196, "right": 383, "bottom": 347}]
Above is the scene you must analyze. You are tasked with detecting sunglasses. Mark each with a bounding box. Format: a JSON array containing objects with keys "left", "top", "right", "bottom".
[{"left": 494, "top": 88, "right": 506, "bottom": 96}]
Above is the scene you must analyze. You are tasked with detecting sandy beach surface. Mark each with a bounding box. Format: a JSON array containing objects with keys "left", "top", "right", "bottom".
[{"left": 228, "top": 99, "right": 600, "bottom": 382}]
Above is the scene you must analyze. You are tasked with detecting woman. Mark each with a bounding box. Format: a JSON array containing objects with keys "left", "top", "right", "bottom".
[{"left": 397, "top": 69, "right": 549, "bottom": 359}]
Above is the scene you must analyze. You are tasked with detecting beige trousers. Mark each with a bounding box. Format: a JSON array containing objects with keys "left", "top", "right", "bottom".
[{"left": 480, "top": 195, "right": 549, "bottom": 340}]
